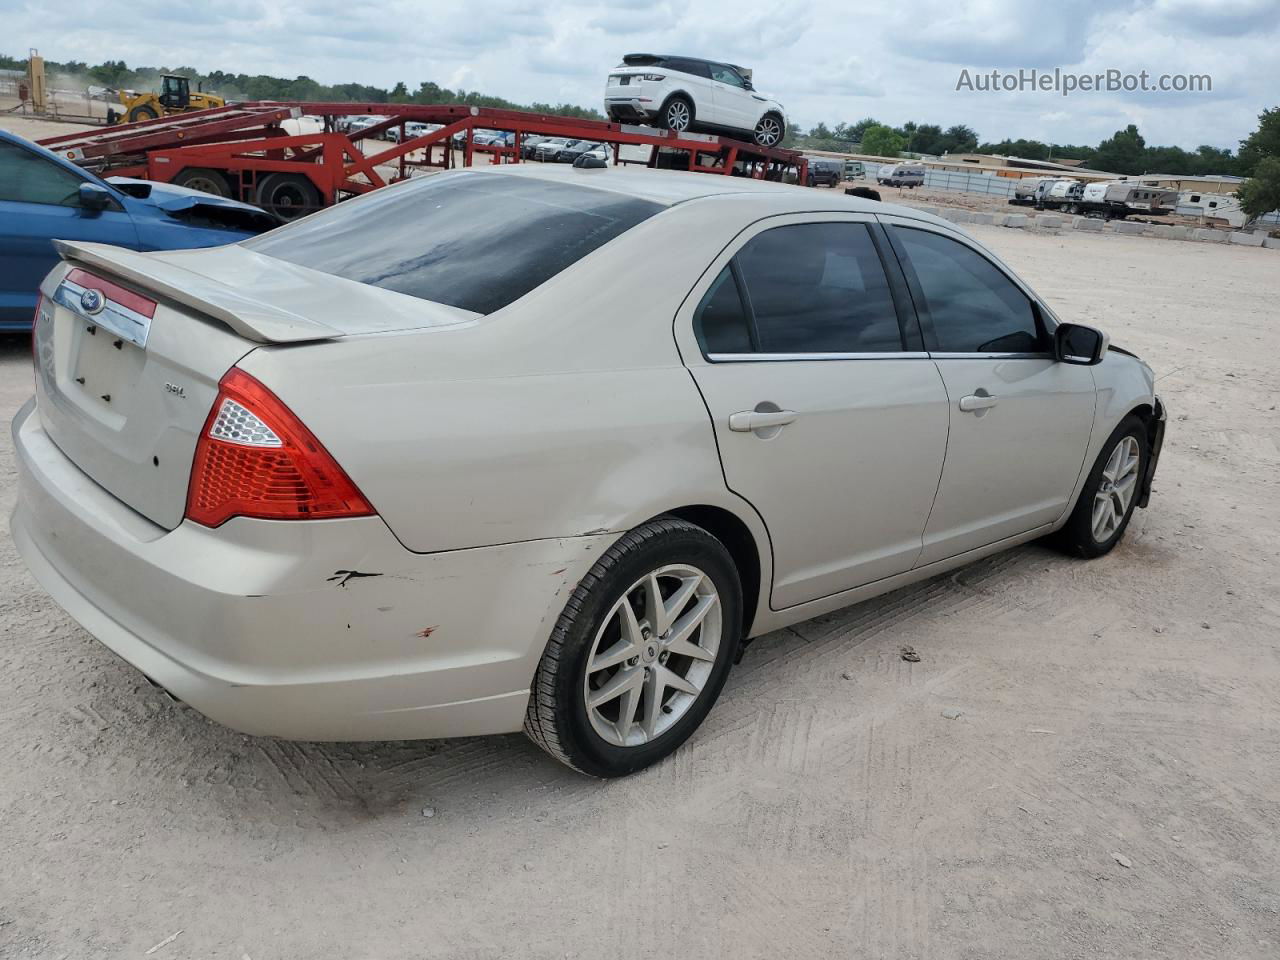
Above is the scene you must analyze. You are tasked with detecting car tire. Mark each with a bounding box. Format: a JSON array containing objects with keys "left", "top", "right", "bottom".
[
  {"left": 524, "top": 517, "right": 743, "bottom": 778},
  {"left": 127, "top": 105, "right": 159, "bottom": 123},
  {"left": 753, "top": 113, "right": 784, "bottom": 148},
  {"left": 255, "top": 172, "right": 321, "bottom": 222},
  {"left": 1056, "top": 416, "right": 1148, "bottom": 558},
  {"left": 658, "top": 95, "right": 693, "bottom": 133},
  {"left": 172, "top": 167, "right": 233, "bottom": 198}
]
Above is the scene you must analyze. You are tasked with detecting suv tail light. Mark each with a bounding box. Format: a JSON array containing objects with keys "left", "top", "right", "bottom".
[{"left": 185, "top": 368, "right": 375, "bottom": 527}]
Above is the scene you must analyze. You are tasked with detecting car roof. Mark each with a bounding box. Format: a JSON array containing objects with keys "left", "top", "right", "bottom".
[{"left": 466, "top": 164, "right": 948, "bottom": 223}]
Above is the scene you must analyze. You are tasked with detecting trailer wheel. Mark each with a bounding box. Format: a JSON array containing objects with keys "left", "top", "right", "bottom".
[
  {"left": 172, "top": 167, "right": 233, "bottom": 198},
  {"left": 256, "top": 173, "right": 322, "bottom": 221},
  {"left": 127, "top": 105, "right": 159, "bottom": 123}
]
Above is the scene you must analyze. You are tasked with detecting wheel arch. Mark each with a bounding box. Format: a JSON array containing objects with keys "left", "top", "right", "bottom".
[
  {"left": 652, "top": 503, "right": 764, "bottom": 639},
  {"left": 659, "top": 90, "right": 696, "bottom": 121}
]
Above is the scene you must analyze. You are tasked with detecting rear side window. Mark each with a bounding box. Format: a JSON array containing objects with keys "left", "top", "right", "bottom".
[
  {"left": 244, "top": 172, "right": 662, "bottom": 315},
  {"left": 893, "top": 227, "right": 1045, "bottom": 353},
  {"left": 737, "top": 223, "right": 903, "bottom": 353},
  {"left": 695, "top": 267, "right": 753, "bottom": 353}
]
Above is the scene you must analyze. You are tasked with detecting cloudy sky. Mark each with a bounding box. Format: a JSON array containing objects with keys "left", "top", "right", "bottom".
[{"left": 6, "top": 0, "right": 1277, "bottom": 149}]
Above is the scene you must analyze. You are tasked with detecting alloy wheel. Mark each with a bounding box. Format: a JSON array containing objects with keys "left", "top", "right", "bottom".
[
  {"left": 582, "top": 564, "right": 721, "bottom": 747},
  {"left": 755, "top": 116, "right": 782, "bottom": 146},
  {"left": 665, "top": 100, "right": 691, "bottom": 131},
  {"left": 1092, "top": 436, "right": 1141, "bottom": 542}
]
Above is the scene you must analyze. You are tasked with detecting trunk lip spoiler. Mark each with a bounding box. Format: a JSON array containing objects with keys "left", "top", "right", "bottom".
[{"left": 53, "top": 239, "right": 342, "bottom": 344}]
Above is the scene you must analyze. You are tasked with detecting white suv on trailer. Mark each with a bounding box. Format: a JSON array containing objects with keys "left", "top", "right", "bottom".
[{"left": 604, "top": 54, "right": 788, "bottom": 147}]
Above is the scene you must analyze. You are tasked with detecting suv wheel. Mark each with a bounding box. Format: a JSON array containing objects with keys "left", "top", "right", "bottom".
[
  {"left": 659, "top": 96, "right": 693, "bottom": 133},
  {"left": 524, "top": 518, "right": 743, "bottom": 778},
  {"left": 753, "top": 113, "right": 784, "bottom": 147}
]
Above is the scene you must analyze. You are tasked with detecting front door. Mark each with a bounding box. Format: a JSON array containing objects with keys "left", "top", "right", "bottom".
[
  {"left": 708, "top": 63, "right": 754, "bottom": 132},
  {"left": 883, "top": 219, "right": 1096, "bottom": 564},
  {"left": 678, "top": 215, "right": 950, "bottom": 608}
]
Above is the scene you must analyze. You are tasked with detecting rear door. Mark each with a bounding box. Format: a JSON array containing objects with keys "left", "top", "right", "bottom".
[
  {"left": 881, "top": 217, "right": 1095, "bottom": 564},
  {"left": 665, "top": 58, "right": 720, "bottom": 126},
  {"left": 677, "top": 214, "right": 949, "bottom": 609},
  {"left": 0, "top": 139, "right": 139, "bottom": 325}
]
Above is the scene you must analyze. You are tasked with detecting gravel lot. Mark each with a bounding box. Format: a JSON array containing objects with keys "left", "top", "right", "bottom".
[{"left": 2, "top": 212, "right": 1279, "bottom": 959}]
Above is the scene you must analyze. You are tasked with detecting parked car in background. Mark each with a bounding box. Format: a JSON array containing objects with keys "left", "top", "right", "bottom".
[
  {"left": 520, "top": 135, "right": 551, "bottom": 159},
  {"left": 557, "top": 140, "right": 606, "bottom": 164},
  {"left": 604, "top": 54, "right": 787, "bottom": 147},
  {"left": 386, "top": 121, "right": 440, "bottom": 144},
  {"left": 13, "top": 165, "right": 1164, "bottom": 779},
  {"left": 877, "top": 162, "right": 926, "bottom": 188},
  {"left": 534, "top": 138, "right": 578, "bottom": 162},
  {"left": 0, "top": 130, "right": 277, "bottom": 330},
  {"left": 805, "top": 158, "right": 842, "bottom": 187}
]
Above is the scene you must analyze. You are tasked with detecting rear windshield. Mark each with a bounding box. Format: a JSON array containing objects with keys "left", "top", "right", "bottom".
[{"left": 243, "top": 172, "right": 662, "bottom": 315}]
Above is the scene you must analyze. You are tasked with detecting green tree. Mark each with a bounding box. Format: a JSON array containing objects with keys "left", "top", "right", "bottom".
[
  {"left": 1093, "top": 124, "right": 1147, "bottom": 174},
  {"left": 1238, "top": 155, "right": 1280, "bottom": 219},
  {"left": 861, "top": 124, "right": 905, "bottom": 158},
  {"left": 1238, "top": 107, "right": 1280, "bottom": 176}
]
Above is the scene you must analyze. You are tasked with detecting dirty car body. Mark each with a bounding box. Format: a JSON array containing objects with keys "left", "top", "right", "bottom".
[{"left": 11, "top": 165, "right": 1163, "bottom": 771}]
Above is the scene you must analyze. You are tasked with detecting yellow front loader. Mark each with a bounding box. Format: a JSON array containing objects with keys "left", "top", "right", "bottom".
[{"left": 109, "top": 75, "right": 224, "bottom": 124}]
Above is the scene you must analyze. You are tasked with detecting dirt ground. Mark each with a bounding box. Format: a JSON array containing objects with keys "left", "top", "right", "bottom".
[{"left": 2, "top": 163, "right": 1280, "bottom": 958}]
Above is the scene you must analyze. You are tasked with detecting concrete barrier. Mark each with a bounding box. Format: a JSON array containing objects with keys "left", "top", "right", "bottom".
[
  {"left": 1230, "top": 231, "right": 1266, "bottom": 247},
  {"left": 1264, "top": 237, "right": 1280, "bottom": 250},
  {"left": 1166, "top": 226, "right": 1192, "bottom": 241},
  {"left": 1003, "top": 213, "right": 1029, "bottom": 228},
  {"left": 1194, "top": 229, "right": 1226, "bottom": 243},
  {"left": 1073, "top": 217, "right": 1104, "bottom": 232},
  {"left": 970, "top": 212, "right": 996, "bottom": 225},
  {"left": 1035, "top": 214, "right": 1063, "bottom": 229},
  {"left": 1115, "top": 221, "right": 1147, "bottom": 236},
  {"left": 1150, "top": 225, "right": 1175, "bottom": 239}
]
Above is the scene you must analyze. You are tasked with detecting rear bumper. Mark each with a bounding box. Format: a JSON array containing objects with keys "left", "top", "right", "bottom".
[
  {"left": 11, "top": 400, "right": 613, "bottom": 741},
  {"left": 605, "top": 99, "right": 656, "bottom": 122}
]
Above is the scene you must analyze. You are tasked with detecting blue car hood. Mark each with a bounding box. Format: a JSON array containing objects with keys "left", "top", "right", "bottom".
[{"left": 106, "top": 177, "right": 280, "bottom": 232}]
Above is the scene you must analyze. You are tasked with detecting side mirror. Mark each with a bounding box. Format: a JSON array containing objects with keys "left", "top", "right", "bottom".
[
  {"left": 78, "top": 182, "right": 113, "bottom": 212},
  {"left": 1055, "top": 322, "right": 1109, "bottom": 365}
]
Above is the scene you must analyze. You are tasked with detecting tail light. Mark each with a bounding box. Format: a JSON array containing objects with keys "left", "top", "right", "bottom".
[{"left": 185, "top": 368, "right": 375, "bottom": 527}]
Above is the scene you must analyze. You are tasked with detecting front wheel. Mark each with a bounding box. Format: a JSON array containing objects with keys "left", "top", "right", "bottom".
[
  {"left": 753, "top": 113, "right": 784, "bottom": 147},
  {"left": 524, "top": 518, "right": 743, "bottom": 778},
  {"left": 1057, "top": 416, "right": 1148, "bottom": 558},
  {"left": 127, "top": 104, "right": 159, "bottom": 123}
]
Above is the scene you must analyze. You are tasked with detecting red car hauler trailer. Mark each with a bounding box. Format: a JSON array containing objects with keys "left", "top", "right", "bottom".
[{"left": 38, "top": 101, "right": 809, "bottom": 220}]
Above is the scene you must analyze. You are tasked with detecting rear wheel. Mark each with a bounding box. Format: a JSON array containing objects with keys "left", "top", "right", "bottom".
[
  {"left": 524, "top": 518, "right": 742, "bottom": 778},
  {"left": 255, "top": 173, "right": 321, "bottom": 221},
  {"left": 127, "top": 104, "right": 159, "bottom": 123},
  {"left": 1057, "top": 416, "right": 1148, "bottom": 558},
  {"left": 659, "top": 96, "right": 693, "bottom": 133},
  {"left": 172, "top": 167, "right": 233, "bottom": 198},
  {"left": 753, "top": 113, "right": 784, "bottom": 147}
]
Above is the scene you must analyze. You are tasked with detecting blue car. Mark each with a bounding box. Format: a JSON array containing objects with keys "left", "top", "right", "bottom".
[{"left": 0, "top": 130, "right": 279, "bottom": 331}]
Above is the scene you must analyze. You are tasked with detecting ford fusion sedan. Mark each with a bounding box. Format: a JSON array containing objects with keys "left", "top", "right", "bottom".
[
  {"left": 604, "top": 53, "right": 787, "bottom": 147},
  {"left": 0, "top": 130, "right": 277, "bottom": 330},
  {"left": 12, "top": 165, "right": 1164, "bottom": 778}
]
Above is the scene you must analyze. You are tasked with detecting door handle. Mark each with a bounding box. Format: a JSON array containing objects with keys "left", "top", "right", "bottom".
[
  {"left": 729, "top": 409, "right": 798, "bottom": 432},
  {"left": 958, "top": 393, "right": 999, "bottom": 413}
]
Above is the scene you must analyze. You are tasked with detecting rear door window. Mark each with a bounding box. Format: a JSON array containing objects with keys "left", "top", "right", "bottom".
[
  {"left": 736, "top": 222, "right": 904, "bottom": 353},
  {"left": 244, "top": 172, "right": 662, "bottom": 315}
]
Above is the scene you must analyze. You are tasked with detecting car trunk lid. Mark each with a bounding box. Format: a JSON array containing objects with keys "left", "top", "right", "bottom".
[{"left": 35, "top": 242, "right": 473, "bottom": 531}]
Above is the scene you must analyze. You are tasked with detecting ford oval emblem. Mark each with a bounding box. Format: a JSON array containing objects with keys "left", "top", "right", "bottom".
[{"left": 80, "top": 288, "right": 106, "bottom": 315}]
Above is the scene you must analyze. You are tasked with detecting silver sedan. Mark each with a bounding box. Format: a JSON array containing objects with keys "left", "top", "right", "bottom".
[{"left": 13, "top": 165, "right": 1164, "bottom": 777}]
